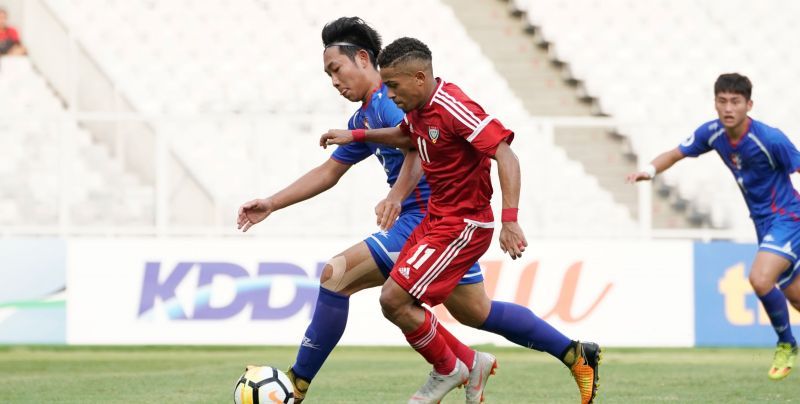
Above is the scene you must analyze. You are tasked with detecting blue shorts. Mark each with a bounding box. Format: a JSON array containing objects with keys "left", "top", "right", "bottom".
[
  {"left": 364, "top": 211, "right": 484, "bottom": 285},
  {"left": 755, "top": 217, "right": 800, "bottom": 289}
]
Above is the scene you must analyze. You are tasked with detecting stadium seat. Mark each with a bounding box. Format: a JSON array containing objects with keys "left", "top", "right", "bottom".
[
  {"left": 28, "top": 0, "right": 637, "bottom": 236},
  {"left": 0, "top": 56, "right": 154, "bottom": 227},
  {"left": 518, "top": 0, "right": 800, "bottom": 232}
]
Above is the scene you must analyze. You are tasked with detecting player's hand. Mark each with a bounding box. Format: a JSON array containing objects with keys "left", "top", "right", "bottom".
[
  {"left": 625, "top": 171, "right": 652, "bottom": 183},
  {"left": 320, "top": 129, "right": 354, "bottom": 149},
  {"left": 237, "top": 198, "right": 275, "bottom": 232},
  {"left": 375, "top": 198, "right": 402, "bottom": 231},
  {"left": 499, "top": 221, "right": 527, "bottom": 260}
]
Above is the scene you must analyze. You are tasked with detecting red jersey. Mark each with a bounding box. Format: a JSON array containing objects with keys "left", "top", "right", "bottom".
[
  {"left": 0, "top": 27, "right": 20, "bottom": 43},
  {"left": 399, "top": 78, "right": 514, "bottom": 218}
]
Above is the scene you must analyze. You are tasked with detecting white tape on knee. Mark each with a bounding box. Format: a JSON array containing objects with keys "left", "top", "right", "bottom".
[{"left": 321, "top": 255, "right": 347, "bottom": 291}]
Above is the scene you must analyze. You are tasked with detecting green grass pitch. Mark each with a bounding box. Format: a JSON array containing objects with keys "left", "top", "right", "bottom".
[{"left": 1, "top": 345, "right": 798, "bottom": 403}]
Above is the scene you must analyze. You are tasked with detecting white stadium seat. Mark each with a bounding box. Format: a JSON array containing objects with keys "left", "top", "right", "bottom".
[
  {"left": 28, "top": 0, "right": 638, "bottom": 236},
  {"left": 519, "top": 0, "right": 800, "bottom": 233},
  {"left": 0, "top": 56, "right": 154, "bottom": 227}
]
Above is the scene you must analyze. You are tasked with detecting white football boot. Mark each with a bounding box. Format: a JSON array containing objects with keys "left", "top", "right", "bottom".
[{"left": 408, "top": 359, "right": 469, "bottom": 404}]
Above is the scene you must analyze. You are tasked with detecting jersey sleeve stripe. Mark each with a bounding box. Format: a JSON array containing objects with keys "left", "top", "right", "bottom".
[
  {"left": 438, "top": 90, "right": 481, "bottom": 125},
  {"left": 434, "top": 97, "right": 479, "bottom": 130},
  {"left": 435, "top": 94, "right": 481, "bottom": 127},
  {"left": 748, "top": 133, "right": 776, "bottom": 169},
  {"left": 707, "top": 128, "right": 725, "bottom": 147},
  {"left": 466, "top": 116, "right": 494, "bottom": 143}
]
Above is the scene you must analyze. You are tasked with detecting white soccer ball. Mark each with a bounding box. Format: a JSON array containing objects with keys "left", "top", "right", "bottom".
[{"left": 233, "top": 365, "right": 295, "bottom": 404}]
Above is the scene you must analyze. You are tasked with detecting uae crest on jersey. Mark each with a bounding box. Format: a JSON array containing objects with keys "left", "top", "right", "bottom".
[
  {"left": 428, "top": 126, "right": 440, "bottom": 143},
  {"left": 362, "top": 116, "right": 371, "bottom": 129}
]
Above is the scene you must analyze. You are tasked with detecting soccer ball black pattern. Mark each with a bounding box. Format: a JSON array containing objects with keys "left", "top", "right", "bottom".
[{"left": 233, "top": 365, "right": 295, "bottom": 404}]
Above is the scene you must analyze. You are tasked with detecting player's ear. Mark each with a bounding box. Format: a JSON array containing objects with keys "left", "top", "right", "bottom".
[
  {"left": 357, "top": 49, "right": 370, "bottom": 69},
  {"left": 747, "top": 98, "right": 753, "bottom": 111},
  {"left": 414, "top": 70, "right": 426, "bottom": 85}
]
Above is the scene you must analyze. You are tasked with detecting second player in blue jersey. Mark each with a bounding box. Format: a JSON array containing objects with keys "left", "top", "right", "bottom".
[{"left": 629, "top": 72, "right": 800, "bottom": 380}]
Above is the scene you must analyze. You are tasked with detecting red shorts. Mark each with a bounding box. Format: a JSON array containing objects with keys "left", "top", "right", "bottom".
[{"left": 389, "top": 213, "right": 494, "bottom": 306}]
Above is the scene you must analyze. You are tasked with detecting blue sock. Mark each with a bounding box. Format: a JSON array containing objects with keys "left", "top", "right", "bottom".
[
  {"left": 291, "top": 287, "right": 349, "bottom": 381},
  {"left": 479, "top": 300, "right": 572, "bottom": 359},
  {"left": 758, "top": 287, "right": 796, "bottom": 346}
]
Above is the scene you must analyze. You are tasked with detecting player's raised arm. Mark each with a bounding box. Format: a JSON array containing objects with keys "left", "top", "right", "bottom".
[
  {"left": 626, "top": 147, "right": 686, "bottom": 183},
  {"left": 374, "top": 148, "right": 423, "bottom": 231},
  {"left": 494, "top": 141, "right": 527, "bottom": 260},
  {"left": 320, "top": 126, "right": 410, "bottom": 149},
  {"left": 237, "top": 159, "right": 350, "bottom": 232}
]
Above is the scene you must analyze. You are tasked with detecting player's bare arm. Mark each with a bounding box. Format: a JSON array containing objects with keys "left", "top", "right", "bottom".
[
  {"left": 626, "top": 147, "right": 686, "bottom": 183},
  {"left": 320, "top": 126, "right": 411, "bottom": 149},
  {"left": 494, "top": 141, "right": 527, "bottom": 260},
  {"left": 374, "top": 148, "right": 423, "bottom": 231},
  {"left": 237, "top": 159, "right": 351, "bottom": 232}
]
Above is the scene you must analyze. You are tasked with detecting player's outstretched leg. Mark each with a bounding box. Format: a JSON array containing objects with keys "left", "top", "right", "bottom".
[
  {"left": 286, "top": 286, "right": 348, "bottom": 402},
  {"left": 446, "top": 286, "right": 601, "bottom": 403},
  {"left": 286, "top": 244, "right": 386, "bottom": 402},
  {"left": 482, "top": 302, "right": 601, "bottom": 404},
  {"left": 480, "top": 303, "right": 601, "bottom": 403}
]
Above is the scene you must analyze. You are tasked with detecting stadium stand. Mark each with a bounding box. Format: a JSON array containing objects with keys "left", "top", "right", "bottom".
[
  {"left": 0, "top": 56, "right": 153, "bottom": 227},
  {"left": 511, "top": 0, "right": 800, "bottom": 231},
  {"left": 16, "top": 0, "right": 637, "bottom": 236}
]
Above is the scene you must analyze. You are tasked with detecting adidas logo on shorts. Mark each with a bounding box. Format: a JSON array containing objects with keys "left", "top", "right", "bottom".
[{"left": 398, "top": 266, "right": 411, "bottom": 279}]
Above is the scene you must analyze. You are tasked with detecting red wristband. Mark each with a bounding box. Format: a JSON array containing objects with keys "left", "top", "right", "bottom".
[
  {"left": 501, "top": 208, "right": 518, "bottom": 222},
  {"left": 352, "top": 129, "right": 366, "bottom": 142}
]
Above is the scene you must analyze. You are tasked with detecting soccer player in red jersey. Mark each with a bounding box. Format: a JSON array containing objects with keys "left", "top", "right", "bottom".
[
  {"left": 0, "top": 7, "right": 26, "bottom": 56},
  {"left": 238, "top": 18, "right": 497, "bottom": 403},
  {"left": 322, "top": 37, "right": 601, "bottom": 404}
]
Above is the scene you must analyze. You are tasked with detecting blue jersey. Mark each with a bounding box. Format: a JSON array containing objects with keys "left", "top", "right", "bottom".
[
  {"left": 331, "top": 84, "right": 430, "bottom": 214},
  {"left": 679, "top": 118, "right": 800, "bottom": 222}
]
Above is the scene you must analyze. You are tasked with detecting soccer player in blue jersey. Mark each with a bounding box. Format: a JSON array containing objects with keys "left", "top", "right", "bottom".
[
  {"left": 628, "top": 73, "right": 800, "bottom": 380},
  {"left": 238, "top": 17, "right": 599, "bottom": 403}
]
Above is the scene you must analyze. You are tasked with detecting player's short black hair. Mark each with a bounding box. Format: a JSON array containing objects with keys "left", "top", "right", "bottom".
[
  {"left": 377, "top": 37, "right": 432, "bottom": 69},
  {"left": 321, "top": 17, "right": 382, "bottom": 66},
  {"left": 715, "top": 73, "right": 752, "bottom": 100}
]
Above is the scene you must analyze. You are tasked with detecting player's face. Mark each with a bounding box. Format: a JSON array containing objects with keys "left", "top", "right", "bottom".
[
  {"left": 381, "top": 65, "right": 423, "bottom": 112},
  {"left": 0, "top": 12, "right": 6, "bottom": 27},
  {"left": 715, "top": 92, "right": 752, "bottom": 129},
  {"left": 323, "top": 47, "right": 369, "bottom": 102}
]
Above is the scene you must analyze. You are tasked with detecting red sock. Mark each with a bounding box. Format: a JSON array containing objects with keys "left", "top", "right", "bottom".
[
  {"left": 404, "top": 309, "right": 457, "bottom": 374},
  {"left": 434, "top": 315, "right": 475, "bottom": 371}
]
